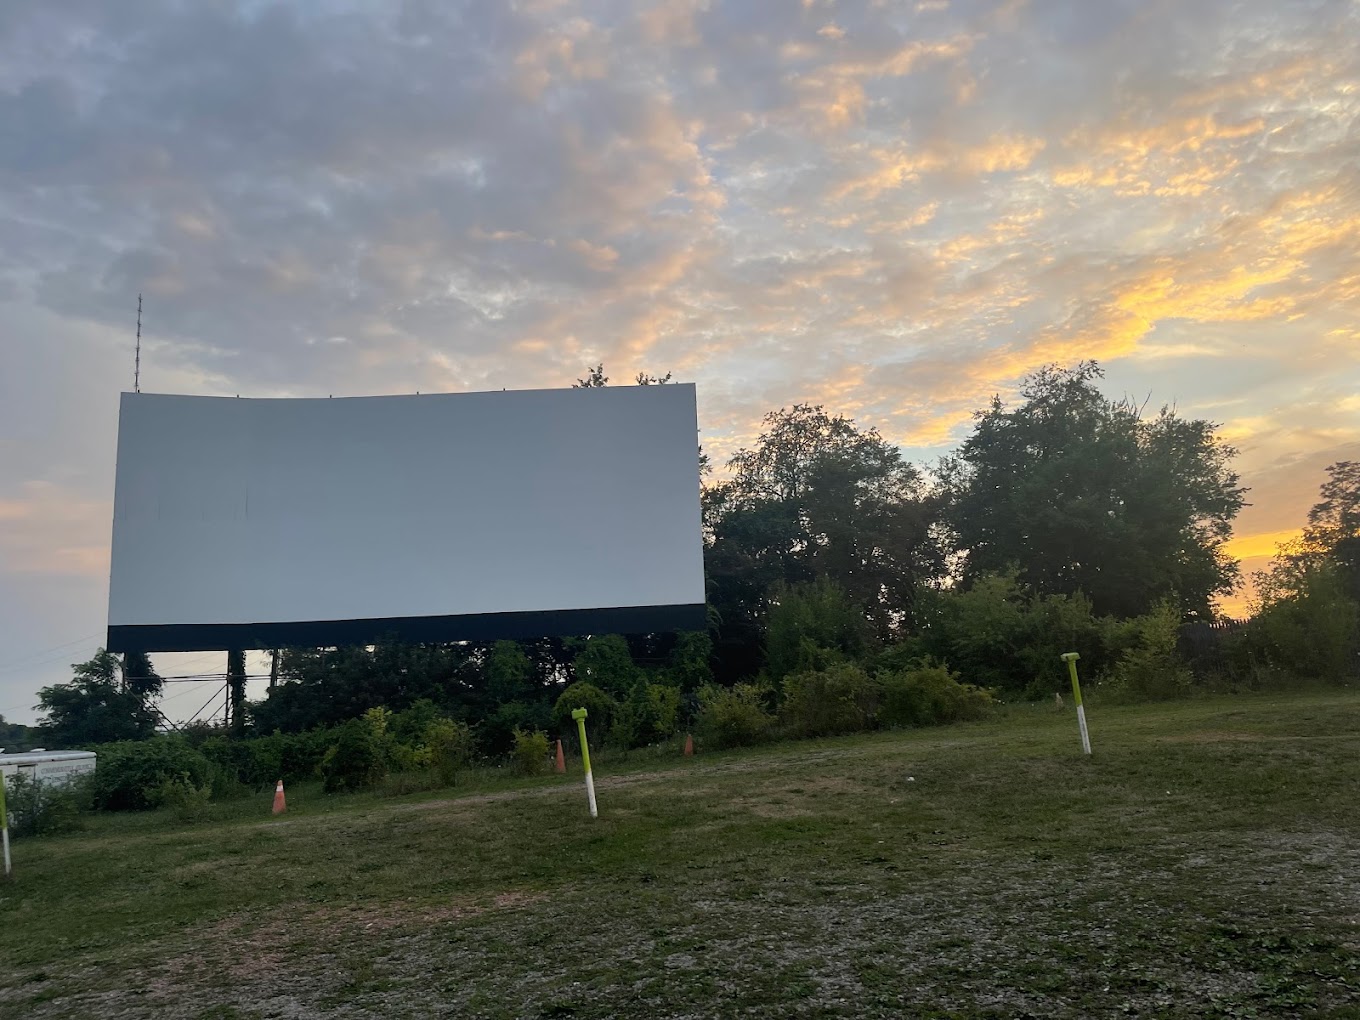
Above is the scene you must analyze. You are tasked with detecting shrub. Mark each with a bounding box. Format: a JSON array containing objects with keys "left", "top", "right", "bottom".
[
  {"left": 766, "top": 579, "right": 871, "bottom": 683},
  {"left": 426, "top": 718, "right": 474, "bottom": 786},
  {"left": 553, "top": 682, "right": 617, "bottom": 738},
  {"left": 606, "top": 702, "right": 638, "bottom": 751},
  {"left": 780, "top": 662, "right": 880, "bottom": 738},
  {"left": 156, "top": 775, "right": 213, "bottom": 823},
  {"left": 1110, "top": 600, "right": 1194, "bottom": 700},
  {"left": 3, "top": 772, "right": 89, "bottom": 837},
  {"left": 906, "top": 573, "right": 1111, "bottom": 696},
  {"left": 639, "top": 683, "right": 682, "bottom": 743},
  {"left": 667, "top": 630, "right": 714, "bottom": 692},
  {"left": 695, "top": 683, "right": 774, "bottom": 750},
  {"left": 1252, "top": 568, "right": 1360, "bottom": 682},
  {"left": 487, "top": 641, "right": 538, "bottom": 703},
  {"left": 319, "top": 718, "right": 387, "bottom": 793},
  {"left": 278, "top": 728, "right": 337, "bottom": 783},
  {"left": 479, "top": 700, "right": 553, "bottom": 758},
  {"left": 878, "top": 661, "right": 993, "bottom": 728},
  {"left": 569, "top": 635, "right": 641, "bottom": 699},
  {"left": 89, "top": 738, "right": 213, "bottom": 812},
  {"left": 197, "top": 729, "right": 346, "bottom": 791},
  {"left": 512, "top": 728, "right": 551, "bottom": 776},
  {"left": 609, "top": 682, "right": 683, "bottom": 750},
  {"left": 199, "top": 735, "right": 276, "bottom": 791},
  {"left": 390, "top": 699, "right": 444, "bottom": 747}
]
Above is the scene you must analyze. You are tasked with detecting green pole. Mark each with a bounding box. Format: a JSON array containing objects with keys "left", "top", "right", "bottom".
[
  {"left": 1, "top": 769, "right": 11, "bottom": 878},
  {"left": 1061, "top": 652, "right": 1091, "bottom": 755},
  {"left": 571, "top": 708, "right": 598, "bottom": 818}
]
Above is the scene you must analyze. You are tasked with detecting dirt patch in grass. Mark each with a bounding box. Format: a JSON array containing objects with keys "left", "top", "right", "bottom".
[
  {"left": 8, "top": 692, "right": 1360, "bottom": 1018},
  {"left": 1158, "top": 729, "right": 1266, "bottom": 743},
  {"left": 189, "top": 888, "right": 551, "bottom": 947}
]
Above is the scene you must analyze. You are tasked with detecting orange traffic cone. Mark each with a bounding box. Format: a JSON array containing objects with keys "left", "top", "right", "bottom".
[
  {"left": 555, "top": 739, "right": 567, "bottom": 773},
  {"left": 272, "top": 779, "right": 287, "bottom": 815},
  {"left": 683, "top": 733, "right": 694, "bottom": 757}
]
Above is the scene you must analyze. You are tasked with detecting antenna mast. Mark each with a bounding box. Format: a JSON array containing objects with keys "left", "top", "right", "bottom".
[{"left": 134, "top": 294, "right": 142, "bottom": 393}]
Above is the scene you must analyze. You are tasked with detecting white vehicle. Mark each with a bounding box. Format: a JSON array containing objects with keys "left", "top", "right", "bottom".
[{"left": 0, "top": 750, "right": 97, "bottom": 786}]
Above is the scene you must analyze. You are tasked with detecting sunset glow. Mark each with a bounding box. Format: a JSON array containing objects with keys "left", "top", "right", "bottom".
[{"left": 2, "top": 0, "right": 1358, "bottom": 716}]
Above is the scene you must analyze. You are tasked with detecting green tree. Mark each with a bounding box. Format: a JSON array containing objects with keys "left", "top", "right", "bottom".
[
  {"left": 319, "top": 718, "right": 387, "bottom": 793},
  {"left": 1252, "top": 462, "right": 1360, "bottom": 681},
  {"left": 704, "top": 405, "right": 942, "bottom": 677},
  {"left": 1258, "top": 461, "right": 1360, "bottom": 604},
  {"left": 252, "top": 643, "right": 480, "bottom": 733},
  {"left": 486, "top": 640, "right": 536, "bottom": 704},
  {"left": 765, "top": 578, "right": 872, "bottom": 683},
  {"left": 1310, "top": 461, "right": 1360, "bottom": 600},
  {"left": 666, "top": 631, "right": 713, "bottom": 692},
  {"left": 569, "top": 635, "right": 639, "bottom": 698},
  {"left": 1253, "top": 567, "right": 1359, "bottom": 681},
  {"left": 898, "top": 571, "right": 1110, "bottom": 695},
  {"left": 942, "top": 362, "right": 1245, "bottom": 619},
  {"left": 36, "top": 650, "right": 161, "bottom": 746},
  {"left": 122, "top": 651, "right": 163, "bottom": 700},
  {"left": 0, "top": 713, "right": 40, "bottom": 752},
  {"left": 552, "top": 681, "right": 618, "bottom": 738}
]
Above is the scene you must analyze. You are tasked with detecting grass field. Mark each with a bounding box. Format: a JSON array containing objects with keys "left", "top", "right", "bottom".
[{"left": 2, "top": 692, "right": 1359, "bottom": 1019}]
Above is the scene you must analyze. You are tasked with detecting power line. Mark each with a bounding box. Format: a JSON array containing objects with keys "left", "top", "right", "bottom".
[
  {"left": 154, "top": 651, "right": 231, "bottom": 674},
  {"left": 0, "top": 633, "right": 104, "bottom": 676},
  {"left": 157, "top": 674, "right": 274, "bottom": 682},
  {"left": 158, "top": 682, "right": 224, "bottom": 704}
]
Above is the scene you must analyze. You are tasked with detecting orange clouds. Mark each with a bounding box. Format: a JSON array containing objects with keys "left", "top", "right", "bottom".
[
  {"left": 833, "top": 135, "right": 1047, "bottom": 199},
  {"left": 1224, "top": 529, "right": 1303, "bottom": 562}
]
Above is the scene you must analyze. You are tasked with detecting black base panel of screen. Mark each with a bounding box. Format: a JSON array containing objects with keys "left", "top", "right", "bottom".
[{"left": 107, "top": 603, "right": 708, "bottom": 653}]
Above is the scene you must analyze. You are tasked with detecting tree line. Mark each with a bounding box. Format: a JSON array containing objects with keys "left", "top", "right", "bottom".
[{"left": 27, "top": 362, "right": 1360, "bottom": 767}]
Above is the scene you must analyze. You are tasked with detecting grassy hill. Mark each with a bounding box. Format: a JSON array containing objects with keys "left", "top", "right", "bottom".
[{"left": 3, "top": 692, "right": 1359, "bottom": 1018}]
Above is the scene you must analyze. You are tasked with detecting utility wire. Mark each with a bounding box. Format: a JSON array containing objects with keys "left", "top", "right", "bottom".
[{"left": 0, "top": 633, "right": 104, "bottom": 676}]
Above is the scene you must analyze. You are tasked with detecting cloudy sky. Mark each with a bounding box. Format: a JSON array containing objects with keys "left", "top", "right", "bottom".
[{"left": 2, "top": 0, "right": 1358, "bottom": 724}]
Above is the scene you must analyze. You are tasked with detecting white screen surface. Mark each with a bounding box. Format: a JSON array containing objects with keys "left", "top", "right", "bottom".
[{"left": 107, "top": 386, "right": 704, "bottom": 651}]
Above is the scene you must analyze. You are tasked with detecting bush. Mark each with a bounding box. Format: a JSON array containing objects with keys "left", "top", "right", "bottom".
[
  {"left": 512, "top": 728, "right": 551, "bottom": 776},
  {"left": 553, "top": 682, "right": 618, "bottom": 738},
  {"left": 426, "top": 718, "right": 474, "bottom": 786},
  {"left": 478, "top": 700, "right": 553, "bottom": 758},
  {"left": 278, "top": 728, "right": 338, "bottom": 783},
  {"left": 1110, "top": 600, "right": 1194, "bottom": 700},
  {"left": 1252, "top": 569, "right": 1360, "bottom": 682},
  {"left": 695, "top": 683, "right": 775, "bottom": 750},
  {"left": 197, "top": 728, "right": 345, "bottom": 791},
  {"left": 878, "top": 661, "right": 993, "bottom": 728},
  {"left": 89, "top": 738, "right": 213, "bottom": 812},
  {"left": 390, "top": 699, "right": 444, "bottom": 747},
  {"left": 666, "top": 631, "right": 714, "bottom": 692},
  {"left": 766, "top": 579, "right": 871, "bottom": 683},
  {"left": 319, "top": 718, "right": 387, "bottom": 793},
  {"left": 609, "top": 682, "right": 683, "bottom": 750},
  {"left": 3, "top": 772, "right": 89, "bottom": 837},
  {"left": 199, "top": 735, "right": 276, "bottom": 791},
  {"left": 156, "top": 775, "right": 212, "bottom": 823},
  {"left": 780, "top": 662, "right": 880, "bottom": 738},
  {"left": 906, "top": 573, "right": 1112, "bottom": 696},
  {"left": 569, "top": 635, "right": 641, "bottom": 699}
]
